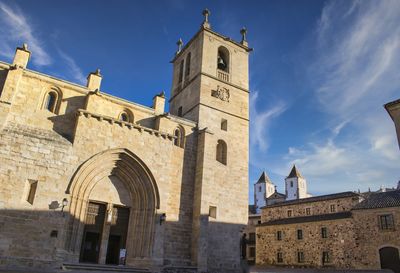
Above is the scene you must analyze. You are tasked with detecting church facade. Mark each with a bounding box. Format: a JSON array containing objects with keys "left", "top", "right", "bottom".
[{"left": 0, "top": 10, "right": 251, "bottom": 273}]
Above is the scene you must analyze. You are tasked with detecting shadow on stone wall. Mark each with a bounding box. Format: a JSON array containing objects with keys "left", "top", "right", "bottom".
[{"left": 0, "top": 208, "right": 247, "bottom": 273}]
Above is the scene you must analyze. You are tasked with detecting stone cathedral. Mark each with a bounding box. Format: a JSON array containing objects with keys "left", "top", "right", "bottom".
[{"left": 0, "top": 10, "right": 251, "bottom": 273}]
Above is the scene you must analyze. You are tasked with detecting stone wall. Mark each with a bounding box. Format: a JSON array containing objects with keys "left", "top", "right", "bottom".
[
  {"left": 261, "top": 195, "right": 360, "bottom": 222},
  {"left": 256, "top": 217, "right": 356, "bottom": 268}
]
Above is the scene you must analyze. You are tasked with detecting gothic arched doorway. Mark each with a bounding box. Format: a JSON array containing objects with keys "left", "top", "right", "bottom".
[
  {"left": 64, "top": 148, "right": 160, "bottom": 265},
  {"left": 379, "top": 247, "right": 400, "bottom": 273}
]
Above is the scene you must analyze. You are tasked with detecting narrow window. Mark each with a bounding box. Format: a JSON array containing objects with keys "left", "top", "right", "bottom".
[
  {"left": 290, "top": 181, "right": 293, "bottom": 187},
  {"left": 249, "top": 232, "right": 255, "bottom": 243},
  {"left": 178, "top": 60, "right": 184, "bottom": 83},
  {"left": 178, "top": 106, "right": 183, "bottom": 117},
  {"left": 287, "top": 210, "right": 292, "bottom": 217},
  {"left": 259, "top": 186, "right": 261, "bottom": 192},
  {"left": 297, "top": 229, "right": 303, "bottom": 240},
  {"left": 297, "top": 251, "right": 304, "bottom": 263},
  {"left": 185, "top": 52, "right": 191, "bottom": 78},
  {"left": 277, "top": 231, "right": 282, "bottom": 241},
  {"left": 209, "top": 206, "right": 217, "bottom": 219},
  {"left": 221, "top": 119, "right": 228, "bottom": 131},
  {"left": 257, "top": 220, "right": 261, "bottom": 224},
  {"left": 305, "top": 208, "right": 311, "bottom": 215},
  {"left": 249, "top": 247, "right": 255, "bottom": 258},
  {"left": 321, "top": 227, "right": 328, "bottom": 238},
  {"left": 322, "top": 251, "right": 330, "bottom": 264},
  {"left": 277, "top": 252, "right": 283, "bottom": 263},
  {"left": 44, "top": 91, "right": 58, "bottom": 113},
  {"left": 26, "top": 180, "right": 38, "bottom": 205},
  {"left": 173, "top": 126, "right": 185, "bottom": 148},
  {"left": 216, "top": 140, "right": 227, "bottom": 165},
  {"left": 379, "top": 214, "right": 394, "bottom": 230},
  {"left": 330, "top": 204, "right": 336, "bottom": 213}
]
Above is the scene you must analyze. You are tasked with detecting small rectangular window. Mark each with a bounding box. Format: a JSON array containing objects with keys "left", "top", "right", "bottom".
[
  {"left": 26, "top": 180, "right": 38, "bottom": 205},
  {"left": 297, "top": 251, "right": 304, "bottom": 263},
  {"left": 287, "top": 210, "right": 292, "bottom": 217},
  {"left": 297, "top": 229, "right": 303, "bottom": 240},
  {"left": 259, "top": 186, "right": 261, "bottom": 192},
  {"left": 249, "top": 247, "right": 255, "bottom": 258},
  {"left": 178, "top": 106, "right": 183, "bottom": 117},
  {"left": 330, "top": 204, "right": 336, "bottom": 213},
  {"left": 322, "top": 251, "right": 330, "bottom": 264},
  {"left": 178, "top": 60, "right": 184, "bottom": 83},
  {"left": 221, "top": 119, "right": 228, "bottom": 131},
  {"left": 209, "top": 206, "right": 217, "bottom": 219},
  {"left": 321, "top": 227, "right": 328, "bottom": 238},
  {"left": 277, "top": 252, "right": 283, "bottom": 263},
  {"left": 277, "top": 231, "right": 282, "bottom": 241},
  {"left": 290, "top": 181, "right": 293, "bottom": 187},
  {"left": 257, "top": 220, "right": 261, "bottom": 224},
  {"left": 249, "top": 232, "right": 256, "bottom": 243},
  {"left": 379, "top": 214, "right": 394, "bottom": 230},
  {"left": 305, "top": 208, "right": 311, "bottom": 215}
]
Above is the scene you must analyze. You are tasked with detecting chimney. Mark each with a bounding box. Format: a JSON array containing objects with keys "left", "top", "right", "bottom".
[
  {"left": 13, "top": 43, "right": 31, "bottom": 69},
  {"left": 87, "top": 69, "right": 102, "bottom": 91},
  {"left": 153, "top": 91, "right": 166, "bottom": 115}
]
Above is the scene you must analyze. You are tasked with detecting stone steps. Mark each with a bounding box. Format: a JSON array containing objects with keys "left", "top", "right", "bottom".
[{"left": 61, "top": 263, "right": 150, "bottom": 273}]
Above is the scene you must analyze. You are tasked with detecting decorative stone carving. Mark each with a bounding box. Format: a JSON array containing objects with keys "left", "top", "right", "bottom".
[{"left": 211, "top": 86, "right": 230, "bottom": 102}]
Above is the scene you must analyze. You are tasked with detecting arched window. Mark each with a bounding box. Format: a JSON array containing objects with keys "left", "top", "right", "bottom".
[
  {"left": 178, "top": 60, "right": 184, "bottom": 83},
  {"left": 185, "top": 52, "right": 191, "bottom": 78},
  {"left": 173, "top": 126, "right": 185, "bottom": 148},
  {"left": 217, "top": 46, "right": 229, "bottom": 73},
  {"left": 216, "top": 139, "right": 227, "bottom": 165},
  {"left": 118, "top": 110, "right": 134, "bottom": 123},
  {"left": 43, "top": 89, "right": 61, "bottom": 114}
]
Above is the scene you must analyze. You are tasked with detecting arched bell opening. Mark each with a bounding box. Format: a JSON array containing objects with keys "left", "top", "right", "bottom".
[{"left": 64, "top": 148, "right": 160, "bottom": 266}]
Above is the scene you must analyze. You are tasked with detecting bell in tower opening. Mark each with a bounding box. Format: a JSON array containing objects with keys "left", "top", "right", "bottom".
[{"left": 217, "top": 46, "right": 229, "bottom": 72}]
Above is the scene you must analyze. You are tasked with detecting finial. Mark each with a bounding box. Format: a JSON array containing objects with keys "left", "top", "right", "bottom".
[
  {"left": 159, "top": 91, "right": 165, "bottom": 98},
  {"left": 22, "top": 43, "right": 28, "bottom": 51},
  {"left": 176, "top": 38, "right": 183, "bottom": 55},
  {"left": 202, "top": 8, "right": 211, "bottom": 29},
  {"left": 95, "top": 68, "right": 101, "bottom": 76},
  {"left": 240, "top": 27, "right": 248, "bottom": 46}
]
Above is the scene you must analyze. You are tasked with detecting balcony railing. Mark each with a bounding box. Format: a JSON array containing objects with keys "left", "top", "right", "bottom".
[{"left": 217, "top": 69, "right": 230, "bottom": 82}]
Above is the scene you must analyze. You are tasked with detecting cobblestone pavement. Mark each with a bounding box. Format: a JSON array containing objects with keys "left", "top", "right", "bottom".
[{"left": 249, "top": 265, "right": 394, "bottom": 273}]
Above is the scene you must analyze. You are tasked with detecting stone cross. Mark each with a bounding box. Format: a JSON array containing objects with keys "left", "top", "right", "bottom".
[{"left": 240, "top": 27, "right": 248, "bottom": 46}]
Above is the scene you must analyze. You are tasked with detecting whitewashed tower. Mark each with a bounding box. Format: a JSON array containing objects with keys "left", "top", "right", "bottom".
[
  {"left": 285, "top": 165, "right": 307, "bottom": 201},
  {"left": 254, "top": 171, "right": 275, "bottom": 213}
]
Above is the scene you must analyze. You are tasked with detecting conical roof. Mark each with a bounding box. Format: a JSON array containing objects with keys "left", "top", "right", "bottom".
[
  {"left": 256, "top": 171, "right": 273, "bottom": 184},
  {"left": 286, "top": 165, "right": 303, "bottom": 179}
]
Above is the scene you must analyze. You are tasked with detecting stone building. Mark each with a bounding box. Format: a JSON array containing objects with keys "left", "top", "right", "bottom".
[
  {"left": 256, "top": 189, "right": 400, "bottom": 272},
  {"left": 0, "top": 10, "right": 251, "bottom": 273}
]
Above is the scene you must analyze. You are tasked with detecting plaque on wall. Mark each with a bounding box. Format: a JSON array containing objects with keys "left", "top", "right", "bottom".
[{"left": 211, "top": 86, "right": 230, "bottom": 102}]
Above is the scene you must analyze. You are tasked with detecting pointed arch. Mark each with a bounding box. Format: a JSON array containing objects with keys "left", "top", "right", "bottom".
[
  {"left": 65, "top": 148, "right": 160, "bottom": 260},
  {"left": 173, "top": 125, "right": 185, "bottom": 148}
]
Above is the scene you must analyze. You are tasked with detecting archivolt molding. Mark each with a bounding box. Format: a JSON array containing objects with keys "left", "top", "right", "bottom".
[{"left": 65, "top": 148, "right": 160, "bottom": 258}]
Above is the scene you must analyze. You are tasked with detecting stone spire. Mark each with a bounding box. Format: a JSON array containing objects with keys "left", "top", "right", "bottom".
[
  {"left": 256, "top": 171, "right": 273, "bottom": 184},
  {"left": 287, "top": 165, "right": 303, "bottom": 179},
  {"left": 240, "top": 27, "right": 248, "bottom": 46},
  {"left": 202, "top": 8, "right": 211, "bottom": 29}
]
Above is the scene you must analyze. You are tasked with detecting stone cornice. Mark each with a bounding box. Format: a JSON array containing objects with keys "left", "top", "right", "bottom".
[{"left": 77, "top": 109, "right": 177, "bottom": 141}]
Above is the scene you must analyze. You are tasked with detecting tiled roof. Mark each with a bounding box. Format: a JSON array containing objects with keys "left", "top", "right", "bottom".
[
  {"left": 262, "top": 191, "right": 359, "bottom": 209},
  {"left": 286, "top": 165, "right": 303, "bottom": 179},
  {"left": 256, "top": 171, "right": 273, "bottom": 184},
  {"left": 259, "top": 212, "right": 352, "bottom": 226},
  {"left": 353, "top": 190, "right": 400, "bottom": 210}
]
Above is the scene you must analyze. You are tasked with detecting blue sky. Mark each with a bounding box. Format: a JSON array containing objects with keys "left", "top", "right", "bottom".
[{"left": 1, "top": 0, "right": 399, "bottom": 203}]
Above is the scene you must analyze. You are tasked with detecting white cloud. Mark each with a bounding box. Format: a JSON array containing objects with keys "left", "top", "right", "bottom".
[
  {"left": 0, "top": 2, "right": 51, "bottom": 66},
  {"left": 250, "top": 91, "right": 286, "bottom": 152},
  {"left": 273, "top": 0, "right": 400, "bottom": 194},
  {"left": 57, "top": 49, "right": 86, "bottom": 85}
]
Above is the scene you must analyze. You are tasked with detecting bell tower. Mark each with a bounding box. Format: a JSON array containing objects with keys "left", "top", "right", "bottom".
[{"left": 169, "top": 9, "right": 252, "bottom": 273}]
